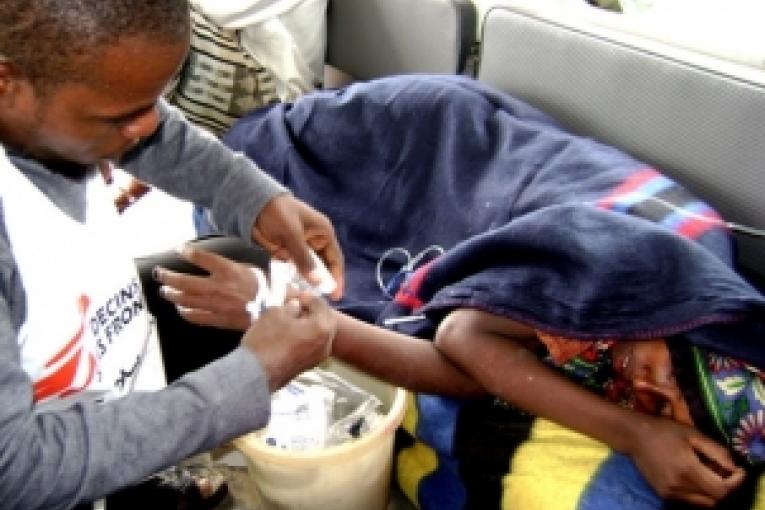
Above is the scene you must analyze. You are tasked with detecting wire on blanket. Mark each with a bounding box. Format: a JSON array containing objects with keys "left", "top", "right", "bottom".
[
  {"left": 601, "top": 194, "right": 765, "bottom": 239},
  {"left": 375, "top": 245, "right": 445, "bottom": 298}
]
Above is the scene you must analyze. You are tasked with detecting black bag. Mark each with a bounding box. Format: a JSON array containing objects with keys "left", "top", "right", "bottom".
[{"left": 135, "top": 235, "right": 268, "bottom": 382}]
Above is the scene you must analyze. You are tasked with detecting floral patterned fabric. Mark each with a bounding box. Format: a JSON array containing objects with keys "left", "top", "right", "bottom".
[{"left": 695, "top": 347, "right": 765, "bottom": 465}]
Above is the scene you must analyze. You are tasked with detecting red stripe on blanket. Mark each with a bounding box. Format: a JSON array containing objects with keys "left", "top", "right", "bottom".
[
  {"left": 676, "top": 209, "right": 725, "bottom": 239},
  {"left": 394, "top": 262, "right": 435, "bottom": 310},
  {"left": 597, "top": 168, "right": 659, "bottom": 209}
]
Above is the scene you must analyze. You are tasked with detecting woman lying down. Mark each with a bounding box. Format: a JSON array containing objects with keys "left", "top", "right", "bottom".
[
  {"left": 147, "top": 74, "right": 765, "bottom": 509},
  {"left": 152, "top": 236, "right": 765, "bottom": 509}
]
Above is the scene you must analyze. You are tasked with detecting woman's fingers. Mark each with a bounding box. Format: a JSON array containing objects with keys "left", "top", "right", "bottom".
[
  {"left": 674, "top": 492, "right": 717, "bottom": 508},
  {"left": 688, "top": 432, "right": 741, "bottom": 476}
]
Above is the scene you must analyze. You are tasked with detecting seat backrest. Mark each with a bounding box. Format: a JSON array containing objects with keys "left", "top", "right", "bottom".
[
  {"left": 326, "top": 0, "right": 476, "bottom": 80},
  {"left": 477, "top": 1, "right": 765, "bottom": 286}
]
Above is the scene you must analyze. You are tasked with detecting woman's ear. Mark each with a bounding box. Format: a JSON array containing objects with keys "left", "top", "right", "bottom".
[{"left": 633, "top": 378, "right": 695, "bottom": 427}]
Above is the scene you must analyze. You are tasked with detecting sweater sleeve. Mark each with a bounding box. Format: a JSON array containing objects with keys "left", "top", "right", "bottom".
[
  {"left": 0, "top": 156, "right": 274, "bottom": 509},
  {"left": 120, "top": 100, "right": 288, "bottom": 240},
  {"left": 0, "top": 312, "right": 271, "bottom": 510}
]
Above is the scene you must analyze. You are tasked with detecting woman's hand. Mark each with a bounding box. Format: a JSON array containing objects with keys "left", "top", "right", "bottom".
[
  {"left": 626, "top": 414, "right": 745, "bottom": 507},
  {"left": 252, "top": 194, "right": 345, "bottom": 300},
  {"left": 153, "top": 245, "right": 258, "bottom": 331}
]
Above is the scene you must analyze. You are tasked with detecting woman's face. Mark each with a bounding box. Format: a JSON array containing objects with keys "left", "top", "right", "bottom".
[{"left": 611, "top": 339, "right": 694, "bottom": 427}]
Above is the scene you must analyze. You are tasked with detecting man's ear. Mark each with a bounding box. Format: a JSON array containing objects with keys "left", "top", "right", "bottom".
[
  {"left": 0, "top": 60, "right": 24, "bottom": 100},
  {"left": 0, "top": 60, "right": 13, "bottom": 95}
]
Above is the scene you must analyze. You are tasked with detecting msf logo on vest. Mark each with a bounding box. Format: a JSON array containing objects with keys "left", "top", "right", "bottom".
[{"left": 33, "top": 295, "right": 97, "bottom": 402}]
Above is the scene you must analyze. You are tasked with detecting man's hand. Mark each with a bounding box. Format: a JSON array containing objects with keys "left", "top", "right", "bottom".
[
  {"left": 242, "top": 291, "right": 336, "bottom": 392},
  {"left": 627, "top": 414, "right": 745, "bottom": 507},
  {"left": 153, "top": 246, "right": 257, "bottom": 331},
  {"left": 153, "top": 247, "right": 336, "bottom": 391},
  {"left": 253, "top": 194, "right": 344, "bottom": 300}
]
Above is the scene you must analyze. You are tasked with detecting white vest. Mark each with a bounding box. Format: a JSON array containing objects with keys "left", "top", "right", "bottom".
[{"left": 0, "top": 146, "right": 166, "bottom": 410}]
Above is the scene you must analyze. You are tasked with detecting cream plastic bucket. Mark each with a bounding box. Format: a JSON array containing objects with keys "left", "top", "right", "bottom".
[{"left": 234, "top": 359, "right": 407, "bottom": 510}]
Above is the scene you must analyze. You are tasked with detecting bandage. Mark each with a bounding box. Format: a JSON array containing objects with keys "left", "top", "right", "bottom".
[{"left": 246, "top": 249, "right": 336, "bottom": 321}]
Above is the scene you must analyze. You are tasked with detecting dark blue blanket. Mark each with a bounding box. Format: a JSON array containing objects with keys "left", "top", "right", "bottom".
[{"left": 224, "top": 74, "right": 765, "bottom": 366}]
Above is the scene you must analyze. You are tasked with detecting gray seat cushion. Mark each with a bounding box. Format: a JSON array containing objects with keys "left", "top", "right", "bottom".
[
  {"left": 326, "top": 0, "right": 476, "bottom": 79},
  {"left": 478, "top": 3, "right": 765, "bottom": 282}
]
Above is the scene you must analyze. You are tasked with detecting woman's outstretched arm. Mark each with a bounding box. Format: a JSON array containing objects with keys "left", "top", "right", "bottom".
[{"left": 153, "top": 245, "right": 484, "bottom": 397}]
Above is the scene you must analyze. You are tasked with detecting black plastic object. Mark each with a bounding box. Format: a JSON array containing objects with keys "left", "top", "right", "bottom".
[{"left": 135, "top": 236, "right": 269, "bottom": 382}]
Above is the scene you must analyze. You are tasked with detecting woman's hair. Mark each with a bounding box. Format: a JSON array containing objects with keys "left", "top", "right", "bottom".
[
  {"left": 0, "top": 0, "right": 190, "bottom": 91},
  {"left": 670, "top": 338, "right": 765, "bottom": 468}
]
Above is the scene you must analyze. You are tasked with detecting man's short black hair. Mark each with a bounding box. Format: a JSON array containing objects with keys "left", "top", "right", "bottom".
[{"left": 0, "top": 0, "right": 190, "bottom": 90}]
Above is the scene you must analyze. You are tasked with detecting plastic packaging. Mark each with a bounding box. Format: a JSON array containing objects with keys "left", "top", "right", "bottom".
[{"left": 255, "top": 367, "right": 383, "bottom": 451}]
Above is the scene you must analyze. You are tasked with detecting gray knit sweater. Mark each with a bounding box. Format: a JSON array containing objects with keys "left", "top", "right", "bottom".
[{"left": 0, "top": 101, "right": 285, "bottom": 509}]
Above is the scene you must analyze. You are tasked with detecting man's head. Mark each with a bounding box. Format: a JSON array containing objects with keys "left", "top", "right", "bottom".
[{"left": 0, "top": 0, "right": 190, "bottom": 165}]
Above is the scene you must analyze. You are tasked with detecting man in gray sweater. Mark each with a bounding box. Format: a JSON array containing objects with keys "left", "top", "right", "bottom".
[{"left": 0, "top": 1, "right": 343, "bottom": 508}]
